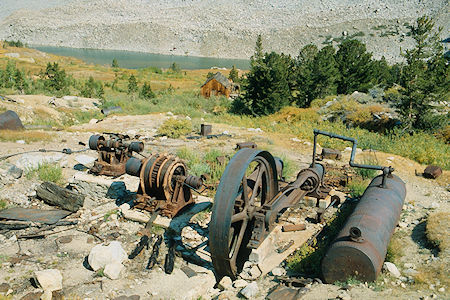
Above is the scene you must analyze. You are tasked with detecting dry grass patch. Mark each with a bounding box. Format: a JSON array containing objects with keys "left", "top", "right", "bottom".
[
  {"left": 0, "top": 130, "right": 54, "bottom": 142},
  {"left": 413, "top": 212, "right": 450, "bottom": 288}
]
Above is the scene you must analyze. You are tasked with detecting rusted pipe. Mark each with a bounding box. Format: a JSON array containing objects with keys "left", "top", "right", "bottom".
[{"left": 321, "top": 174, "right": 406, "bottom": 283}]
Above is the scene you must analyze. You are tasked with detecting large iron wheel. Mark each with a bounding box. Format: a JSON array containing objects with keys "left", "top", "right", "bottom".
[{"left": 209, "top": 149, "right": 278, "bottom": 280}]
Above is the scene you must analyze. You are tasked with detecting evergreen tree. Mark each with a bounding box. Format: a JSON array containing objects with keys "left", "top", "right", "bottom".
[
  {"left": 112, "top": 58, "right": 119, "bottom": 68},
  {"left": 335, "top": 39, "right": 374, "bottom": 94},
  {"left": 127, "top": 74, "right": 138, "bottom": 95},
  {"left": 2, "top": 60, "right": 16, "bottom": 88},
  {"left": 228, "top": 65, "right": 239, "bottom": 83},
  {"left": 310, "top": 45, "right": 340, "bottom": 101},
  {"left": 14, "top": 69, "right": 28, "bottom": 94},
  {"left": 240, "top": 51, "right": 291, "bottom": 116},
  {"left": 42, "top": 62, "right": 68, "bottom": 93},
  {"left": 370, "top": 56, "right": 392, "bottom": 87},
  {"left": 206, "top": 72, "right": 215, "bottom": 80},
  {"left": 293, "top": 44, "right": 318, "bottom": 107},
  {"left": 140, "top": 82, "right": 155, "bottom": 100},
  {"left": 397, "top": 16, "right": 449, "bottom": 131},
  {"left": 252, "top": 34, "right": 264, "bottom": 65}
]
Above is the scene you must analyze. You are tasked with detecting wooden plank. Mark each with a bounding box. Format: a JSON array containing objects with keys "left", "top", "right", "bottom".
[{"left": 249, "top": 223, "right": 320, "bottom": 277}]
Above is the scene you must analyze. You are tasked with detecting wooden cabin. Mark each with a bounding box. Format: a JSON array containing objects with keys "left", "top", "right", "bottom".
[{"left": 201, "top": 72, "right": 239, "bottom": 99}]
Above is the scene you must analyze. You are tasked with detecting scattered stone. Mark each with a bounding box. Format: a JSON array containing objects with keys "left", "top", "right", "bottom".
[
  {"left": 240, "top": 282, "right": 259, "bottom": 299},
  {"left": 271, "top": 267, "right": 286, "bottom": 276},
  {"left": 15, "top": 153, "right": 64, "bottom": 170},
  {"left": 7, "top": 165, "right": 23, "bottom": 179},
  {"left": 16, "top": 140, "right": 26, "bottom": 144},
  {"left": 34, "top": 269, "right": 63, "bottom": 294},
  {"left": 113, "top": 296, "right": 140, "bottom": 300},
  {"left": 104, "top": 261, "right": 125, "bottom": 280},
  {"left": 337, "top": 290, "right": 351, "bottom": 300},
  {"left": 398, "top": 221, "right": 407, "bottom": 228},
  {"left": 217, "top": 276, "right": 233, "bottom": 291},
  {"left": 0, "top": 283, "right": 10, "bottom": 293},
  {"left": 438, "top": 287, "right": 445, "bottom": 292},
  {"left": 88, "top": 241, "right": 127, "bottom": 271},
  {"left": 290, "top": 137, "right": 301, "bottom": 142},
  {"left": 20, "top": 292, "right": 44, "bottom": 300},
  {"left": 121, "top": 208, "right": 150, "bottom": 223},
  {"left": 403, "top": 268, "right": 418, "bottom": 276},
  {"left": 383, "top": 262, "right": 401, "bottom": 278},
  {"left": 217, "top": 290, "right": 235, "bottom": 300},
  {"left": 404, "top": 263, "right": 415, "bottom": 269},
  {"left": 75, "top": 154, "right": 96, "bottom": 165},
  {"left": 233, "top": 279, "right": 248, "bottom": 289},
  {"left": 89, "top": 119, "right": 99, "bottom": 124},
  {"left": 249, "top": 265, "right": 262, "bottom": 278}
]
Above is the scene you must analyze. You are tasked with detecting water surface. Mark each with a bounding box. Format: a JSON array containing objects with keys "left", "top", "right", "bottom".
[{"left": 32, "top": 45, "right": 250, "bottom": 70}]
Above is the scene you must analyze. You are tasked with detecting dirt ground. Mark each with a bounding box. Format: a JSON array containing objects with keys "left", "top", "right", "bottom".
[{"left": 0, "top": 100, "right": 449, "bottom": 299}]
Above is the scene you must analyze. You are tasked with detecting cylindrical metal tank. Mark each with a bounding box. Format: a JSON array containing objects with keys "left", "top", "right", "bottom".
[{"left": 321, "top": 174, "right": 406, "bottom": 283}]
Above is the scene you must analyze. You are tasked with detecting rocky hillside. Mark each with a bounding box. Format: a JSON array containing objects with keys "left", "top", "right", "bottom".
[{"left": 0, "top": 0, "right": 449, "bottom": 61}]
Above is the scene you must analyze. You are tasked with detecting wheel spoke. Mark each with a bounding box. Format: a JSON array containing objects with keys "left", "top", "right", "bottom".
[
  {"left": 230, "top": 219, "right": 248, "bottom": 264},
  {"left": 249, "top": 165, "right": 263, "bottom": 205},
  {"left": 231, "top": 210, "right": 247, "bottom": 223},
  {"left": 242, "top": 174, "right": 249, "bottom": 206}
]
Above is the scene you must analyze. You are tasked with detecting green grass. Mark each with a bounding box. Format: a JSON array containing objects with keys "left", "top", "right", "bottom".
[
  {"left": 157, "top": 118, "right": 192, "bottom": 138},
  {"left": 348, "top": 178, "right": 369, "bottom": 198},
  {"left": 355, "top": 158, "right": 380, "bottom": 179},
  {"left": 25, "top": 162, "right": 63, "bottom": 184},
  {"left": 0, "top": 199, "right": 7, "bottom": 210},
  {"left": 287, "top": 200, "right": 357, "bottom": 276}
]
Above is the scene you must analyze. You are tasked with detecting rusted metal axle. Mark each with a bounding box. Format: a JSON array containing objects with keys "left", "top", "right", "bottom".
[
  {"left": 89, "top": 133, "right": 144, "bottom": 176},
  {"left": 125, "top": 154, "right": 203, "bottom": 218}
]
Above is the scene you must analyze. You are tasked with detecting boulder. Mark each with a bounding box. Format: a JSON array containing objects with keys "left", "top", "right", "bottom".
[
  {"left": 88, "top": 241, "right": 127, "bottom": 271},
  {"left": 75, "top": 155, "right": 96, "bottom": 165},
  {"left": 0, "top": 110, "right": 24, "bottom": 130},
  {"left": 240, "top": 282, "right": 259, "bottom": 299},
  {"left": 104, "top": 261, "right": 125, "bottom": 280},
  {"left": 217, "top": 276, "right": 233, "bottom": 291},
  {"left": 383, "top": 262, "right": 401, "bottom": 278},
  {"left": 7, "top": 165, "right": 23, "bottom": 179},
  {"left": 34, "top": 269, "right": 63, "bottom": 292}
]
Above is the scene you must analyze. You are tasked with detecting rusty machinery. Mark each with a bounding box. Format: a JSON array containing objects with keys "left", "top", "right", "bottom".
[
  {"left": 125, "top": 154, "right": 204, "bottom": 218},
  {"left": 89, "top": 134, "right": 144, "bottom": 176},
  {"left": 209, "top": 129, "right": 406, "bottom": 282}
]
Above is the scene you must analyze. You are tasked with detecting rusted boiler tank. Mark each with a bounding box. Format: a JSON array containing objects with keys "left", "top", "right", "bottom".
[{"left": 322, "top": 173, "right": 406, "bottom": 282}]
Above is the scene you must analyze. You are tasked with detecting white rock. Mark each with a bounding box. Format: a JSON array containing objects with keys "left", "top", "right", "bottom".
[
  {"left": 271, "top": 267, "right": 286, "bottom": 276},
  {"left": 75, "top": 155, "right": 96, "bottom": 165},
  {"left": 185, "top": 116, "right": 192, "bottom": 120},
  {"left": 62, "top": 96, "right": 78, "bottom": 101},
  {"left": 337, "top": 290, "right": 351, "bottom": 300},
  {"left": 404, "top": 263, "right": 415, "bottom": 269},
  {"left": 121, "top": 209, "right": 150, "bottom": 223},
  {"left": 166, "top": 112, "right": 174, "bottom": 116},
  {"left": 438, "top": 287, "right": 445, "bottom": 292},
  {"left": 233, "top": 279, "right": 248, "bottom": 289},
  {"left": 34, "top": 269, "right": 63, "bottom": 292},
  {"left": 344, "top": 147, "right": 352, "bottom": 152},
  {"left": 290, "top": 137, "right": 301, "bottom": 142},
  {"left": 104, "top": 261, "right": 125, "bottom": 280},
  {"left": 16, "top": 140, "right": 26, "bottom": 144},
  {"left": 240, "top": 282, "right": 259, "bottom": 299},
  {"left": 383, "top": 262, "right": 401, "bottom": 278},
  {"left": 88, "top": 241, "right": 127, "bottom": 271},
  {"left": 217, "top": 276, "right": 233, "bottom": 290},
  {"left": 89, "top": 119, "right": 98, "bottom": 124},
  {"left": 403, "top": 268, "right": 418, "bottom": 276},
  {"left": 16, "top": 153, "right": 64, "bottom": 170},
  {"left": 398, "top": 221, "right": 408, "bottom": 228}
]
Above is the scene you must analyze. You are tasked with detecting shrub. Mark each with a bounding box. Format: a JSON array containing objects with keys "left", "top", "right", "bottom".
[
  {"left": 26, "top": 163, "right": 63, "bottom": 184},
  {"left": 157, "top": 119, "right": 192, "bottom": 138}
]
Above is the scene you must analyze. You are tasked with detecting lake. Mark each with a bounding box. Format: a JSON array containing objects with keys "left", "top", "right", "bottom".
[{"left": 32, "top": 46, "right": 250, "bottom": 70}]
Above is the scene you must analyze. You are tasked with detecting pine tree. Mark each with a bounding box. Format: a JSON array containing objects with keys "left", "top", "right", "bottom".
[
  {"left": 335, "top": 39, "right": 374, "bottom": 94},
  {"left": 43, "top": 62, "right": 68, "bottom": 93},
  {"left": 112, "top": 58, "right": 119, "bottom": 68},
  {"left": 140, "top": 82, "right": 155, "bottom": 100},
  {"left": 397, "top": 16, "right": 449, "bottom": 131},
  {"left": 228, "top": 65, "right": 239, "bottom": 83},
  {"left": 127, "top": 74, "right": 138, "bottom": 95},
  {"left": 310, "top": 45, "right": 340, "bottom": 100},
  {"left": 293, "top": 44, "right": 318, "bottom": 107},
  {"left": 241, "top": 51, "right": 291, "bottom": 116},
  {"left": 14, "top": 69, "right": 28, "bottom": 94}
]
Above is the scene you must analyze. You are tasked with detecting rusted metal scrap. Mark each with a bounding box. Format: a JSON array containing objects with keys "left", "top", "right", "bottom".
[
  {"left": 208, "top": 129, "right": 407, "bottom": 283},
  {"left": 0, "top": 207, "right": 72, "bottom": 225},
  {"left": 125, "top": 154, "right": 203, "bottom": 218},
  {"left": 89, "top": 133, "right": 144, "bottom": 176},
  {"left": 423, "top": 165, "right": 442, "bottom": 179},
  {"left": 0, "top": 110, "right": 24, "bottom": 130}
]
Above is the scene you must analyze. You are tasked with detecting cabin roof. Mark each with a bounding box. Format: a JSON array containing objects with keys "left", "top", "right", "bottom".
[{"left": 201, "top": 72, "right": 231, "bottom": 88}]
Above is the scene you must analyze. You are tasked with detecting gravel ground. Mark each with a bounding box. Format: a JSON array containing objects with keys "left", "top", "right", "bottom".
[{"left": 0, "top": 0, "right": 448, "bottom": 61}]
